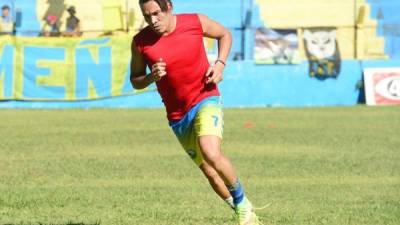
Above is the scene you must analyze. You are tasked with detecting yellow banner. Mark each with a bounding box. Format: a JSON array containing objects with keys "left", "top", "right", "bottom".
[{"left": 0, "top": 35, "right": 138, "bottom": 101}]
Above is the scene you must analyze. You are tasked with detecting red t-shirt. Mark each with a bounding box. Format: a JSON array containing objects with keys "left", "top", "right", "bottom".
[{"left": 134, "top": 14, "right": 220, "bottom": 121}]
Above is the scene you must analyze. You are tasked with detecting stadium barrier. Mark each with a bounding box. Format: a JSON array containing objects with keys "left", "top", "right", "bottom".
[
  {"left": 1, "top": 0, "right": 400, "bottom": 108},
  {"left": 1, "top": 32, "right": 399, "bottom": 108}
]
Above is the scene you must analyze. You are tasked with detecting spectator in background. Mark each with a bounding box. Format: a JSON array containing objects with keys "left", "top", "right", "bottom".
[
  {"left": 41, "top": 15, "right": 60, "bottom": 37},
  {"left": 0, "top": 5, "right": 14, "bottom": 34},
  {"left": 63, "top": 6, "right": 82, "bottom": 37}
]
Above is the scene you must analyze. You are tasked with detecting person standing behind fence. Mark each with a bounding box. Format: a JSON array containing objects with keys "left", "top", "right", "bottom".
[
  {"left": 63, "top": 6, "right": 82, "bottom": 37},
  {"left": 0, "top": 5, "right": 14, "bottom": 35},
  {"left": 41, "top": 15, "right": 60, "bottom": 37}
]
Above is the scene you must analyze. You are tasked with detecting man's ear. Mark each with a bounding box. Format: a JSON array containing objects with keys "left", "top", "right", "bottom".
[{"left": 167, "top": 2, "right": 172, "bottom": 10}]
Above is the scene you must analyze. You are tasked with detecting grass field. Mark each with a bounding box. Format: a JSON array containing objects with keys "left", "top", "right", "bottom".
[{"left": 0, "top": 106, "right": 399, "bottom": 225}]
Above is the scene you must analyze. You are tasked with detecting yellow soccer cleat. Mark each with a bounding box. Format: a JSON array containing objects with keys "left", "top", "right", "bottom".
[{"left": 235, "top": 197, "right": 261, "bottom": 225}]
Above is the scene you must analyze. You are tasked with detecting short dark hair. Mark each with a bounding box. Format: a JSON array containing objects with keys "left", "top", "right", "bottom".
[
  {"left": 2, "top": 5, "right": 10, "bottom": 10},
  {"left": 139, "top": 0, "right": 172, "bottom": 12},
  {"left": 67, "top": 6, "right": 76, "bottom": 14}
]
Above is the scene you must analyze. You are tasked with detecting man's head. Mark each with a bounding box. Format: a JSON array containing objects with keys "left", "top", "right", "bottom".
[
  {"left": 139, "top": 0, "right": 173, "bottom": 35},
  {"left": 67, "top": 6, "right": 76, "bottom": 15},
  {"left": 1, "top": 5, "right": 10, "bottom": 17}
]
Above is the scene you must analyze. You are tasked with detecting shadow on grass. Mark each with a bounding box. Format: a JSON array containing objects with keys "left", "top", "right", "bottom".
[{"left": 2, "top": 222, "right": 101, "bottom": 225}]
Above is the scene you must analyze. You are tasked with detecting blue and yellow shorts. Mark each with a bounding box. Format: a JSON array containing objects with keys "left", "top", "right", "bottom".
[{"left": 170, "top": 96, "right": 224, "bottom": 166}]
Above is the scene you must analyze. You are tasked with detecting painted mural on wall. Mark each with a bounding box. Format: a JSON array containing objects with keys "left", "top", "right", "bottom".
[
  {"left": 303, "top": 28, "right": 341, "bottom": 78},
  {"left": 254, "top": 27, "right": 300, "bottom": 64},
  {"left": 0, "top": 35, "right": 145, "bottom": 101}
]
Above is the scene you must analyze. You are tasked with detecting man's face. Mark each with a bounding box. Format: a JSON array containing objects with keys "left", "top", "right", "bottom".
[
  {"left": 141, "top": 1, "right": 172, "bottom": 35},
  {"left": 2, "top": 8, "right": 9, "bottom": 17}
]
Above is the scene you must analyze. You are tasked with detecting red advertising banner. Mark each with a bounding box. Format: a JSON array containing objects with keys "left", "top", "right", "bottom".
[{"left": 364, "top": 68, "right": 400, "bottom": 105}]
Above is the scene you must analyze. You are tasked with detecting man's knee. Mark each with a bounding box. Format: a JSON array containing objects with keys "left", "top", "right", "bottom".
[{"left": 198, "top": 136, "right": 222, "bottom": 165}]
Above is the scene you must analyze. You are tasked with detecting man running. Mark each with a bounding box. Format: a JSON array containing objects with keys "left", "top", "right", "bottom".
[{"left": 130, "top": 1, "right": 261, "bottom": 224}]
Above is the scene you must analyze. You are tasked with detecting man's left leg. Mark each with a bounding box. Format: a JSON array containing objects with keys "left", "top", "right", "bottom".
[
  {"left": 198, "top": 135, "right": 259, "bottom": 225},
  {"left": 194, "top": 97, "right": 260, "bottom": 225},
  {"left": 169, "top": 98, "right": 234, "bottom": 210},
  {"left": 199, "top": 161, "right": 234, "bottom": 209},
  {"left": 198, "top": 135, "right": 236, "bottom": 185}
]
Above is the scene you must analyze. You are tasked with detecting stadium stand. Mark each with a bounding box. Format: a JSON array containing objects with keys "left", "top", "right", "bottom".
[
  {"left": 254, "top": 0, "right": 388, "bottom": 59},
  {"left": 0, "top": 0, "right": 40, "bottom": 36},
  {"left": 256, "top": 0, "right": 355, "bottom": 28},
  {"left": 0, "top": 0, "right": 132, "bottom": 37},
  {"left": 356, "top": 0, "right": 387, "bottom": 59},
  {"left": 173, "top": 0, "right": 263, "bottom": 60},
  {"left": 367, "top": 0, "right": 400, "bottom": 58},
  {"left": 36, "top": 0, "right": 117, "bottom": 37},
  {"left": 3, "top": 0, "right": 396, "bottom": 60}
]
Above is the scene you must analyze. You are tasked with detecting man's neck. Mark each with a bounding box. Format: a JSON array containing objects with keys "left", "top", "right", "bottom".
[{"left": 163, "top": 15, "right": 176, "bottom": 36}]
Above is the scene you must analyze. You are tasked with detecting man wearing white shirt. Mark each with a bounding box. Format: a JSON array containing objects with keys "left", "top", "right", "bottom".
[{"left": 0, "top": 5, "right": 14, "bottom": 34}]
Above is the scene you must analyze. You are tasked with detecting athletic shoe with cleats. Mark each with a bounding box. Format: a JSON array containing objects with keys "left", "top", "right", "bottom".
[{"left": 235, "top": 197, "right": 261, "bottom": 225}]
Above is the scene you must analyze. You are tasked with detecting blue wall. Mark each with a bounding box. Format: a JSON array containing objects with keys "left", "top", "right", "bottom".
[{"left": 221, "top": 61, "right": 362, "bottom": 107}]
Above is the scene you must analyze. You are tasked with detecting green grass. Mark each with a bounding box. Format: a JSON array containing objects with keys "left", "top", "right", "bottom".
[{"left": 0, "top": 106, "right": 399, "bottom": 225}]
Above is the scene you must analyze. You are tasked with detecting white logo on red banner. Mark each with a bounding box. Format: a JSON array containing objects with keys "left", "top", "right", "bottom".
[{"left": 364, "top": 68, "right": 400, "bottom": 105}]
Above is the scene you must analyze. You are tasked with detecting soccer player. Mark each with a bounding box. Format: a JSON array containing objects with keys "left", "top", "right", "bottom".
[{"left": 130, "top": 1, "right": 261, "bottom": 224}]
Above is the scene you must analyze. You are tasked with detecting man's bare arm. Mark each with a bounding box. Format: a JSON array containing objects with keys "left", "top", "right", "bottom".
[
  {"left": 130, "top": 40, "right": 167, "bottom": 89},
  {"left": 198, "top": 14, "right": 232, "bottom": 84},
  {"left": 198, "top": 14, "right": 232, "bottom": 64},
  {"left": 130, "top": 41, "right": 155, "bottom": 89}
]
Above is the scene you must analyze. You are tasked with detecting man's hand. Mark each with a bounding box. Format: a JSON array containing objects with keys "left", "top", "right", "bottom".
[
  {"left": 151, "top": 58, "right": 167, "bottom": 81},
  {"left": 205, "top": 63, "right": 224, "bottom": 84}
]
